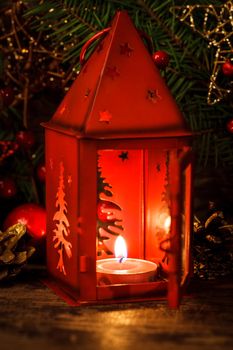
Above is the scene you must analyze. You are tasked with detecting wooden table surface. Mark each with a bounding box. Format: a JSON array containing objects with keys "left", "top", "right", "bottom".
[{"left": 0, "top": 268, "right": 232, "bottom": 350}]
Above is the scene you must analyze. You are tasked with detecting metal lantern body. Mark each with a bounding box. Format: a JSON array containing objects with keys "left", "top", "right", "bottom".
[{"left": 43, "top": 11, "right": 193, "bottom": 308}]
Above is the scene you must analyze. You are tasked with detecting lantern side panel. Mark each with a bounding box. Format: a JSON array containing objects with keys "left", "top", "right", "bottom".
[
  {"left": 45, "top": 130, "right": 79, "bottom": 290},
  {"left": 97, "top": 149, "right": 144, "bottom": 259},
  {"left": 78, "top": 140, "right": 97, "bottom": 301}
]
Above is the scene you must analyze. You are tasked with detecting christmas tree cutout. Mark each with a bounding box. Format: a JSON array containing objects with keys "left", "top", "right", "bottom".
[
  {"left": 97, "top": 155, "right": 123, "bottom": 256},
  {"left": 53, "top": 162, "right": 72, "bottom": 275}
]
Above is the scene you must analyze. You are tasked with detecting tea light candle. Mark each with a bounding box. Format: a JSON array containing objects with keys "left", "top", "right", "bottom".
[{"left": 97, "top": 236, "right": 158, "bottom": 285}]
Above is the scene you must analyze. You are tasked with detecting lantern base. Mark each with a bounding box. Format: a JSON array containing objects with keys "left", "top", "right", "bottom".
[{"left": 43, "top": 275, "right": 170, "bottom": 306}]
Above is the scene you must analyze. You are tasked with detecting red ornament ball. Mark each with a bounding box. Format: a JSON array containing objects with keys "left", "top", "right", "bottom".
[
  {"left": 0, "top": 178, "right": 17, "bottom": 198},
  {"left": 152, "top": 50, "right": 169, "bottom": 69},
  {"left": 97, "top": 200, "right": 121, "bottom": 222},
  {"left": 4, "top": 203, "right": 46, "bottom": 239},
  {"left": 0, "top": 87, "right": 15, "bottom": 106},
  {"left": 37, "top": 163, "right": 46, "bottom": 182},
  {"left": 16, "top": 130, "right": 35, "bottom": 149},
  {"left": 222, "top": 60, "right": 233, "bottom": 77},
  {"left": 226, "top": 118, "right": 233, "bottom": 134}
]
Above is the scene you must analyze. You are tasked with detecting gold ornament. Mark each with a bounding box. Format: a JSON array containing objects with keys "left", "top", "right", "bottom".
[{"left": 171, "top": 1, "right": 233, "bottom": 105}]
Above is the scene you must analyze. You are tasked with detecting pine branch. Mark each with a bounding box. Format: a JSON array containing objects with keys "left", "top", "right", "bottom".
[{"left": 2, "top": 0, "right": 232, "bottom": 178}]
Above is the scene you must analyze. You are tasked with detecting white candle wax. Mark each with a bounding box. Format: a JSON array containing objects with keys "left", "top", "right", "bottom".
[{"left": 97, "top": 258, "right": 158, "bottom": 285}]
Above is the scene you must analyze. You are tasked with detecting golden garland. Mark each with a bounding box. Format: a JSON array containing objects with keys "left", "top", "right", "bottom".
[{"left": 171, "top": 1, "right": 233, "bottom": 105}]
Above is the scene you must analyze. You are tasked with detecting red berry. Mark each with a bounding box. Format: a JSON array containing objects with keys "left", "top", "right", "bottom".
[
  {"left": 4, "top": 203, "right": 46, "bottom": 239},
  {"left": 222, "top": 60, "right": 233, "bottom": 77},
  {"left": 37, "top": 163, "right": 46, "bottom": 182},
  {"left": 226, "top": 118, "right": 233, "bottom": 134},
  {"left": 16, "top": 130, "right": 35, "bottom": 149},
  {"left": 0, "top": 178, "right": 17, "bottom": 198},
  {"left": 153, "top": 50, "right": 169, "bottom": 69}
]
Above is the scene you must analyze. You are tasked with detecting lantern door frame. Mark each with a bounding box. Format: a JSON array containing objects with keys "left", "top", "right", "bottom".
[
  {"left": 75, "top": 136, "right": 192, "bottom": 305},
  {"left": 179, "top": 147, "right": 193, "bottom": 289}
]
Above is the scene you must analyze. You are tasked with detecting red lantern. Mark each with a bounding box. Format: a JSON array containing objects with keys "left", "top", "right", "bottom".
[{"left": 42, "top": 11, "right": 193, "bottom": 308}]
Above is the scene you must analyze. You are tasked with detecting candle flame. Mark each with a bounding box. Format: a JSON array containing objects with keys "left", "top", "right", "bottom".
[{"left": 114, "top": 236, "right": 127, "bottom": 262}]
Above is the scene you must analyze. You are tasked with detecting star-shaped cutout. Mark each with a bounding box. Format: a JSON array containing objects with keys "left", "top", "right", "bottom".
[
  {"left": 105, "top": 66, "right": 120, "bottom": 79},
  {"left": 171, "top": 2, "right": 233, "bottom": 104},
  {"left": 147, "top": 89, "right": 161, "bottom": 103},
  {"left": 99, "top": 110, "right": 112, "bottom": 123},
  {"left": 118, "top": 151, "right": 129, "bottom": 161},
  {"left": 120, "top": 42, "right": 134, "bottom": 57}
]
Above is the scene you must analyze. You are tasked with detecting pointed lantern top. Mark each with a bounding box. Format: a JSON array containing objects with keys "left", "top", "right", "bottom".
[{"left": 45, "top": 11, "right": 191, "bottom": 139}]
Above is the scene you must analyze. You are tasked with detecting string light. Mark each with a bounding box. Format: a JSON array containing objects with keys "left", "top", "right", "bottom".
[{"left": 171, "top": 1, "right": 233, "bottom": 105}]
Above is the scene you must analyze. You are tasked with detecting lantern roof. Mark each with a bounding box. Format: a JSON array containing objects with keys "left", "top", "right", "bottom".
[{"left": 44, "top": 11, "right": 191, "bottom": 139}]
